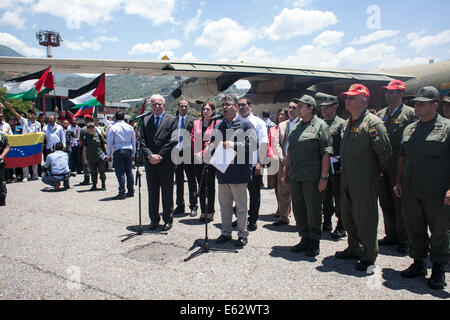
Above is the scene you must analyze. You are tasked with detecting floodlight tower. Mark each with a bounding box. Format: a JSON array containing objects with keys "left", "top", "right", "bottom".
[{"left": 36, "top": 30, "right": 62, "bottom": 58}]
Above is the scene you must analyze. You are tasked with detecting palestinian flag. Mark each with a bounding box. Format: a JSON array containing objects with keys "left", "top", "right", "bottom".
[
  {"left": 68, "top": 73, "right": 105, "bottom": 117},
  {"left": 3, "top": 67, "right": 54, "bottom": 101}
]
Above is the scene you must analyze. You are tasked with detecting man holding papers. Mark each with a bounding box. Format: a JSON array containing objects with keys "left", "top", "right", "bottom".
[{"left": 209, "top": 95, "right": 257, "bottom": 247}]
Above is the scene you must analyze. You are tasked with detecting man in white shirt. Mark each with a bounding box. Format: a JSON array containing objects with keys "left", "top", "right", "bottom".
[
  {"left": 237, "top": 98, "right": 269, "bottom": 231},
  {"left": 43, "top": 114, "right": 66, "bottom": 155},
  {"left": 106, "top": 111, "right": 136, "bottom": 200},
  {"left": 2, "top": 101, "right": 42, "bottom": 181}
]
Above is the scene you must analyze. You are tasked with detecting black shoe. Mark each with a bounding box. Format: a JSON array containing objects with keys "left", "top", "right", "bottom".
[
  {"left": 173, "top": 206, "right": 185, "bottom": 215},
  {"left": 305, "top": 239, "right": 320, "bottom": 257},
  {"left": 378, "top": 237, "right": 398, "bottom": 246},
  {"left": 291, "top": 238, "right": 309, "bottom": 253},
  {"left": 90, "top": 184, "right": 98, "bottom": 191},
  {"left": 112, "top": 194, "right": 126, "bottom": 200},
  {"left": 148, "top": 221, "right": 160, "bottom": 230},
  {"left": 232, "top": 220, "right": 238, "bottom": 228},
  {"left": 356, "top": 260, "right": 374, "bottom": 272},
  {"left": 216, "top": 235, "right": 232, "bottom": 244},
  {"left": 80, "top": 178, "right": 91, "bottom": 186},
  {"left": 101, "top": 183, "right": 106, "bottom": 191},
  {"left": 331, "top": 228, "right": 347, "bottom": 240},
  {"left": 428, "top": 263, "right": 447, "bottom": 290},
  {"left": 248, "top": 222, "right": 257, "bottom": 231},
  {"left": 323, "top": 218, "right": 332, "bottom": 232},
  {"left": 235, "top": 237, "right": 248, "bottom": 247},
  {"left": 397, "top": 243, "right": 408, "bottom": 254},
  {"left": 162, "top": 223, "right": 173, "bottom": 231},
  {"left": 335, "top": 248, "right": 361, "bottom": 260},
  {"left": 273, "top": 220, "right": 289, "bottom": 227},
  {"left": 190, "top": 206, "right": 198, "bottom": 217},
  {"left": 0, "top": 198, "right": 5, "bottom": 206},
  {"left": 126, "top": 193, "right": 134, "bottom": 198},
  {"left": 400, "top": 260, "right": 427, "bottom": 278}
]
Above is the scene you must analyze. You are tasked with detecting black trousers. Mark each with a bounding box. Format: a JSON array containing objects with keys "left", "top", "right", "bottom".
[
  {"left": 175, "top": 162, "right": 198, "bottom": 209},
  {"left": 194, "top": 164, "right": 216, "bottom": 214},
  {"left": 70, "top": 145, "right": 82, "bottom": 173},
  {"left": 247, "top": 167, "right": 263, "bottom": 224},
  {"left": 145, "top": 163, "right": 175, "bottom": 224}
]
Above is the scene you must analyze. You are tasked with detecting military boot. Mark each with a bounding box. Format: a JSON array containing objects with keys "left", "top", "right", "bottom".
[
  {"left": 80, "top": 176, "right": 90, "bottom": 186},
  {"left": 101, "top": 181, "right": 106, "bottom": 191},
  {"left": 0, "top": 197, "right": 5, "bottom": 206},
  {"left": 428, "top": 263, "right": 447, "bottom": 290},
  {"left": 291, "top": 238, "right": 309, "bottom": 253},
  {"left": 400, "top": 259, "right": 427, "bottom": 278},
  {"left": 323, "top": 214, "right": 332, "bottom": 232},
  {"left": 331, "top": 219, "right": 347, "bottom": 239},
  {"left": 90, "top": 183, "right": 98, "bottom": 191},
  {"left": 305, "top": 239, "right": 320, "bottom": 257}
]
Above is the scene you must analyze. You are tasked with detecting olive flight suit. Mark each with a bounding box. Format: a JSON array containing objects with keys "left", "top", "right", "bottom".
[
  {"left": 79, "top": 126, "right": 90, "bottom": 180},
  {"left": 288, "top": 115, "right": 333, "bottom": 241},
  {"left": 84, "top": 131, "right": 107, "bottom": 186},
  {"left": 377, "top": 103, "right": 416, "bottom": 245},
  {"left": 0, "top": 133, "right": 9, "bottom": 202},
  {"left": 340, "top": 110, "right": 392, "bottom": 264},
  {"left": 322, "top": 115, "right": 345, "bottom": 227},
  {"left": 400, "top": 114, "right": 450, "bottom": 267}
]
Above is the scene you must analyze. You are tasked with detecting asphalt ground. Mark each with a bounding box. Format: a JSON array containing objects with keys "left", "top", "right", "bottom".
[{"left": 0, "top": 171, "right": 449, "bottom": 301}]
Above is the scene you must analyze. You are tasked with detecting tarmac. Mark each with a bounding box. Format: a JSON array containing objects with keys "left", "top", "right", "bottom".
[{"left": 0, "top": 171, "right": 449, "bottom": 300}]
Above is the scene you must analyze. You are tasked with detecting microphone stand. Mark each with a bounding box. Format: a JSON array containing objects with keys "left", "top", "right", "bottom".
[
  {"left": 184, "top": 163, "right": 237, "bottom": 262},
  {"left": 121, "top": 119, "right": 167, "bottom": 242}
]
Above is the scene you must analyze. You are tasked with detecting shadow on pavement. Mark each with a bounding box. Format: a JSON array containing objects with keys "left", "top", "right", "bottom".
[
  {"left": 315, "top": 256, "right": 369, "bottom": 278},
  {"left": 263, "top": 223, "right": 297, "bottom": 233},
  {"left": 382, "top": 268, "right": 450, "bottom": 299},
  {"left": 270, "top": 245, "right": 318, "bottom": 263}
]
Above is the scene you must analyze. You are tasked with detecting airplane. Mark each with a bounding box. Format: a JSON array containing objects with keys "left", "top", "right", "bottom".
[{"left": 1, "top": 56, "right": 449, "bottom": 114}]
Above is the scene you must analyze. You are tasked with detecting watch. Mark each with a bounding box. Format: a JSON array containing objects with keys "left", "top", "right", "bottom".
[{"left": 320, "top": 176, "right": 329, "bottom": 181}]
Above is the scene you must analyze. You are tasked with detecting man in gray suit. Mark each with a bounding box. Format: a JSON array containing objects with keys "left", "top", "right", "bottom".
[{"left": 273, "top": 101, "right": 299, "bottom": 226}]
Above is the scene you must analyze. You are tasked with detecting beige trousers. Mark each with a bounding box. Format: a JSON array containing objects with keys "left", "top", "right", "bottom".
[
  {"left": 276, "top": 160, "right": 292, "bottom": 222},
  {"left": 218, "top": 183, "right": 249, "bottom": 239}
]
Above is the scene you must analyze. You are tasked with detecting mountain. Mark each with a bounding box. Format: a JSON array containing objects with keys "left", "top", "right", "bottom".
[{"left": 0, "top": 45, "right": 23, "bottom": 57}]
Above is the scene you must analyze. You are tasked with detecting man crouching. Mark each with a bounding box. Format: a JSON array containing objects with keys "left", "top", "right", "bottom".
[{"left": 42, "top": 142, "right": 71, "bottom": 190}]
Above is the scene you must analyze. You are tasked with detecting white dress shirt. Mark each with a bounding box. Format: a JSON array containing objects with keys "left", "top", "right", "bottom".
[
  {"left": 106, "top": 120, "right": 136, "bottom": 158},
  {"left": 0, "top": 122, "right": 12, "bottom": 135},
  {"left": 284, "top": 117, "right": 299, "bottom": 154},
  {"left": 239, "top": 113, "right": 268, "bottom": 166},
  {"left": 68, "top": 124, "right": 80, "bottom": 147},
  {"left": 43, "top": 123, "right": 66, "bottom": 150},
  {"left": 19, "top": 117, "right": 41, "bottom": 134}
]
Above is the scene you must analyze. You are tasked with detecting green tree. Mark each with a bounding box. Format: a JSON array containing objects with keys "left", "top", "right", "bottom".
[{"left": 0, "top": 88, "right": 34, "bottom": 119}]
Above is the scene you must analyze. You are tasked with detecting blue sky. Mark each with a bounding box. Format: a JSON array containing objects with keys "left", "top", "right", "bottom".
[{"left": 1, "top": 0, "right": 450, "bottom": 74}]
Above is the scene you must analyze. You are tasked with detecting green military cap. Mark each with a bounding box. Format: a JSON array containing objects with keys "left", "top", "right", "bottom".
[
  {"left": 86, "top": 122, "right": 95, "bottom": 127},
  {"left": 441, "top": 91, "right": 450, "bottom": 103},
  {"left": 411, "top": 86, "right": 440, "bottom": 102},
  {"left": 315, "top": 92, "right": 338, "bottom": 107},
  {"left": 291, "top": 94, "right": 317, "bottom": 108}
]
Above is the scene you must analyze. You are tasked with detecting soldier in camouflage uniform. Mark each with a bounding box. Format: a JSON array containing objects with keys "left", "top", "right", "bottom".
[
  {"left": 0, "top": 132, "right": 11, "bottom": 206},
  {"left": 395, "top": 87, "right": 450, "bottom": 290},
  {"left": 79, "top": 115, "right": 93, "bottom": 185},
  {"left": 82, "top": 122, "right": 107, "bottom": 191},
  {"left": 377, "top": 80, "right": 416, "bottom": 254},
  {"left": 335, "top": 84, "right": 392, "bottom": 272},
  {"left": 316, "top": 93, "right": 347, "bottom": 239}
]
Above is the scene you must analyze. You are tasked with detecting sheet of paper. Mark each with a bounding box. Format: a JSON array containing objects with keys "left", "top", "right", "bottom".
[
  {"left": 330, "top": 156, "right": 341, "bottom": 175},
  {"left": 209, "top": 142, "right": 237, "bottom": 174}
]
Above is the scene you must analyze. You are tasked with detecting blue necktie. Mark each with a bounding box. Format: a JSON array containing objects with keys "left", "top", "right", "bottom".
[
  {"left": 179, "top": 117, "right": 185, "bottom": 143},
  {"left": 155, "top": 116, "right": 160, "bottom": 129}
]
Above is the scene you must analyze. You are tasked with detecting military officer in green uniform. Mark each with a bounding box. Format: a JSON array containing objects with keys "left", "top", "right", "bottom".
[
  {"left": 82, "top": 122, "right": 107, "bottom": 191},
  {"left": 335, "top": 84, "right": 392, "bottom": 272},
  {"left": 0, "top": 132, "right": 10, "bottom": 206},
  {"left": 282, "top": 95, "right": 333, "bottom": 257},
  {"left": 394, "top": 86, "right": 449, "bottom": 290},
  {"left": 79, "top": 115, "right": 93, "bottom": 185},
  {"left": 377, "top": 80, "right": 416, "bottom": 254},
  {"left": 442, "top": 92, "right": 450, "bottom": 260},
  {"left": 316, "top": 92, "right": 347, "bottom": 239}
]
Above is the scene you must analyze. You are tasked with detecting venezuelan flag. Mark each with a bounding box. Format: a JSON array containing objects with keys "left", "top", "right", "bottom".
[{"left": 4, "top": 132, "right": 45, "bottom": 168}]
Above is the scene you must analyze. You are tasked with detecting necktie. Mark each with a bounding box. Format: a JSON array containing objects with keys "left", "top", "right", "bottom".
[
  {"left": 155, "top": 116, "right": 160, "bottom": 129},
  {"left": 179, "top": 117, "right": 186, "bottom": 144}
]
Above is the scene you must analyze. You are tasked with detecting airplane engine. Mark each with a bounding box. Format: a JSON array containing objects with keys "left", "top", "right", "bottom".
[{"left": 180, "top": 78, "right": 221, "bottom": 102}]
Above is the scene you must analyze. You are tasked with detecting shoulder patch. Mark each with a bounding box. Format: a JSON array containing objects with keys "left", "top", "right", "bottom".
[{"left": 369, "top": 128, "right": 378, "bottom": 137}]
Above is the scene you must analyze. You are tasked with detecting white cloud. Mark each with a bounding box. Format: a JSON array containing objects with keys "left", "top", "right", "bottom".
[
  {"left": 408, "top": 29, "right": 450, "bottom": 52},
  {"left": 123, "top": 0, "right": 176, "bottom": 25},
  {"left": 158, "top": 50, "right": 175, "bottom": 59},
  {"left": 0, "top": 32, "right": 44, "bottom": 57},
  {"left": 264, "top": 8, "right": 338, "bottom": 41},
  {"left": 195, "top": 18, "right": 255, "bottom": 59},
  {"left": 33, "top": 0, "right": 121, "bottom": 29},
  {"left": 0, "top": 0, "right": 33, "bottom": 10},
  {"left": 64, "top": 36, "right": 118, "bottom": 51},
  {"left": 1, "top": 11, "right": 26, "bottom": 29},
  {"left": 128, "top": 39, "right": 181, "bottom": 55},
  {"left": 289, "top": 0, "right": 312, "bottom": 7},
  {"left": 237, "top": 46, "right": 275, "bottom": 64},
  {"left": 313, "top": 30, "right": 344, "bottom": 47},
  {"left": 351, "top": 30, "right": 399, "bottom": 45},
  {"left": 181, "top": 52, "right": 198, "bottom": 60},
  {"left": 184, "top": 9, "right": 202, "bottom": 39}
]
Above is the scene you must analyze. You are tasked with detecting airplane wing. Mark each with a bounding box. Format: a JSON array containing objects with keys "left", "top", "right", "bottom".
[{"left": 0, "top": 56, "right": 416, "bottom": 111}]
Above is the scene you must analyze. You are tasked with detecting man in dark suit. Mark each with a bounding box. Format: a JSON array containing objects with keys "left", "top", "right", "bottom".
[
  {"left": 174, "top": 99, "right": 198, "bottom": 216},
  {"left": 140, "top": 94, "right": 178, "bottom": 231}
]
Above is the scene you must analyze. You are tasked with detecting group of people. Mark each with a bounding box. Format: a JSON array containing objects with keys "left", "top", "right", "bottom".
[{"left": 0, "top": 80, "right": 449, "bottom": 291}]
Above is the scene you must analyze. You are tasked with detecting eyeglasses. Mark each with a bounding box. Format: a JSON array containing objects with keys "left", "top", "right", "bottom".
[
  {"left": 151, "top": 103, "right": 164, "bottom": 106},
  {"left": 221, "top": 103, "right": 233, "bottom": 107},
  {"left": 238, "top": 103, "right": 248, "bottom": 107},
  {"left": 385, "top": 90, "right": 403, "bottom": 95}
]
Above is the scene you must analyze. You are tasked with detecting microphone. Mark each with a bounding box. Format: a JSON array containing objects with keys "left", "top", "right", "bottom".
[
  {"left": 134, "top": 111, "right": 152, "bottom": 120},
  {"left": 211, "top": 113, "right": 224, "bottom": 121}
]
